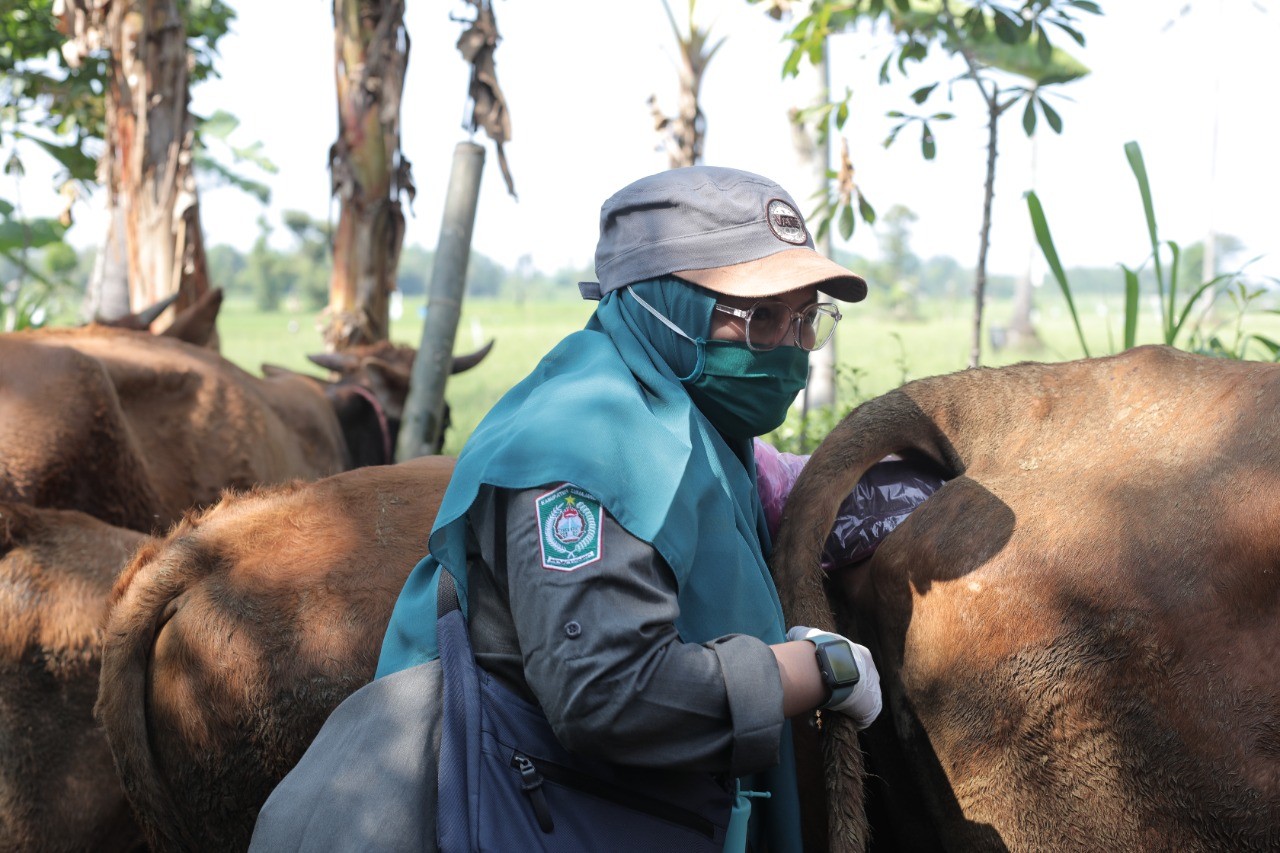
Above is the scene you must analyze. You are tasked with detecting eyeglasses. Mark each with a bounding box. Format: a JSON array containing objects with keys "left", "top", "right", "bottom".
[{"left": 712, "top": 300, "right": 843, "bottom": 352}]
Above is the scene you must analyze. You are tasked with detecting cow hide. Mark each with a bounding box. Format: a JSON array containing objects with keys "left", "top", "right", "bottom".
[
  {"left": 96, "top": 456, "right": 455, "bottom": 852},
  {"left": 0, "top": 325, "right": 351, "bottom": 532},
  {"left": 0, "top": 502, "right": 146, "bottom": 852},
  {"left": 773, "top": 345, "right": 1280, "bottom": 852}
]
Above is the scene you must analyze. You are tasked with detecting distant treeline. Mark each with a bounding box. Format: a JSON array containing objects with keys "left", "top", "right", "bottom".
[{"left": 2, "top": 208, "right": 1246, "bottom": 320}]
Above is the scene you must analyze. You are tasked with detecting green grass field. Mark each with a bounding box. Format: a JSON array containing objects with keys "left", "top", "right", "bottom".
[{"left": 214, "top": 292, "right": 1280, "bottom": 456}]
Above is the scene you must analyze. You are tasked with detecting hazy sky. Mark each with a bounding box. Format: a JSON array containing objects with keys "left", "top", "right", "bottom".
[{"left": 20, "top": 0, "right": 1280, "bottom": 285}]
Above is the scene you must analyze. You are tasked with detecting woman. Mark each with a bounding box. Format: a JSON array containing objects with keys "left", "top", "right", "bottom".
[{"left": 378, "top": 165, "right": 882, "bottom": 851}]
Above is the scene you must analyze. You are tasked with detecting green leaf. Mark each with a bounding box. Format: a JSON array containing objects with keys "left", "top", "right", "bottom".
[
  {"left": 1171, "top": 278, "right": 1220, "bottom": 344},
  {"left": 857, "top": 191, "right": 876, "bottom": 225},
  {"left": 966, "top": 29, "right": 1090, "bottom": 85},
  {"left": 1055, "top": 22, "right": 1086, "bottom": 47},
  {"left": 199, "top": 109, "right": 240, "bottom": 141},
  {"left": 1069, "top": 1, "right": 1102, "bottom": 15},
  {"left": 910, "top": 84, "right": 938, "bottom": 105},
  {"left": 783, "top": 47, "right": 803, "bottom": 79},
  {"left": 1248, "top": 334, "right": 1280, "bottom": 360},
  {"left": 835, "top": 100, "right": 849, "bottom": 129},
  {"left": 1166, "top": 240, "right": 1182, "bottom": 338},
  {"left": 1026, "top": 190, "right": 1090, "bottom": 357},
  {"left": 1124, "top": 141, "right": 1164, "bottom": 311},
  {"left": 839, "top": 203, "right": 855, "bottom": 240},
  {"left": 0, "top": 217, "right": 67, "bottom": 253},
  {"left": 993, "top": 10, "right": 1022, "bottom": 44},
  {"left": 194, "top": 153, "right": 272, "bottom": 204},
  {"left": 1022, "top": 97, "right": 1037, "bottom": 135},
  {"left": 921, "top": 123, "right": 936, "bottom": 159},
  {"left": 1041, "top": 98, "right": 1063, "bottom": 133},
  {"left": 29, "top": 137, "right": 97, "bottom": 182},
  {"left": 1036, "top": 24, "right": 1052, "bottom": 63},
  {"left": 1122, "top": 265, "right": 1140, "bottom": 350},
  {"left": 0, "top": 199, "right": 13, "bottom": 216},
  {"left": 229, "top": 140, "right": 278, "bottom": 174}
]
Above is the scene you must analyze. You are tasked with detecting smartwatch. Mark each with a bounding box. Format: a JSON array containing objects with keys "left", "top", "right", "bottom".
[{"left": 809, "top": 633, "right": 861, "bottom": 709}]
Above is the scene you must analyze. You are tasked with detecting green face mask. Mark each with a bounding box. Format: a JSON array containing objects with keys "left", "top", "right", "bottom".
[{"left": 684, "top": 340, "right": 810, "bottom": 440}]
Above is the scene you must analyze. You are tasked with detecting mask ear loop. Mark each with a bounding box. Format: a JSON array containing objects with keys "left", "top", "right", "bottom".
[{"left": 627, "top": 286, "right": 706, "bottom": 382}]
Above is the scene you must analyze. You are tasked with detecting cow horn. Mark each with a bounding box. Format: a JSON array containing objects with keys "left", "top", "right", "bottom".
[
  {"left": 450, "top": 339, "right": 495, "bottom": 374},
  {"left": 134, "top": 292, "right": 181, "bottom": 326},
  {"left": 307, "top": 352, "right": 361, "bottom": 373}
]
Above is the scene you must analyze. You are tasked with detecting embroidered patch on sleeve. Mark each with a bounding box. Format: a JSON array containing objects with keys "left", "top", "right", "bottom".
[{"left": 535, "top": 483, "right": 603, "bottom": 571}]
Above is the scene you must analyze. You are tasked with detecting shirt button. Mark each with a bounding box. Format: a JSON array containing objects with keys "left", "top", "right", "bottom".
[{"left": 564, "top": 621, "right": 582, "bottom": 639}]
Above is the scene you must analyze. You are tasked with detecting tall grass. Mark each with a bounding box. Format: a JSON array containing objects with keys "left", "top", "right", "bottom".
[{"left": 1027, "top": 140, "right": 1280, "bottom": 361}]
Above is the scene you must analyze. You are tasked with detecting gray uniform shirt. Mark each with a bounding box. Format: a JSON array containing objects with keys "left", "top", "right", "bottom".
[{"left": 465, "top": 483, "right": 786, "bottom": 778}]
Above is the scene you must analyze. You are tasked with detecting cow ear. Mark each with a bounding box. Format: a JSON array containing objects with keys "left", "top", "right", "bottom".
[
  {"left": 361, "top": 358, "right": 411, "bottom": 419},
  {"left": 159, "top": 288, "right": 223, "bottom": 347},
  {"left": 308, "top": 352, "right": 361, "bottom": 375}
]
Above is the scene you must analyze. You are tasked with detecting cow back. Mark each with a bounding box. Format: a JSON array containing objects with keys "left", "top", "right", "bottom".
[
  {"left": 775, "top": 346, "right": 1280, "bottom": 852},
  {"left": 1, "top": 326, "right": 350, "bottom": 532},
  {"left": 97, "top": 456, "right": 454, "bottom": 852},
  {"left": 0, "top": 502, "right": 146, "bottom": 852}
]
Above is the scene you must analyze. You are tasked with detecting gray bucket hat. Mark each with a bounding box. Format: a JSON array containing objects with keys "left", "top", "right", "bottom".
[{"left": 582, "top": 166, "right": 867, "bottom": 303}]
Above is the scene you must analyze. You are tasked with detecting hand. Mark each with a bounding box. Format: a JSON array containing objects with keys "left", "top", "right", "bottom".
[{"left": 786, "top": 626, "right": 883, "bottom": 729}]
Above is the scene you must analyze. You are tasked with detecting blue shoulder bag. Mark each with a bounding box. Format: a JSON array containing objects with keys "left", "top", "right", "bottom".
[{"left": 435, "top": 569, "right": 735, "bottom": 852}]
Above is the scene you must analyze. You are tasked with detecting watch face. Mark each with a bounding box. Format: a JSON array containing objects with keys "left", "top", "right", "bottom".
[{"left": 821, "top": 641, "right": 861, "bottom": 686}]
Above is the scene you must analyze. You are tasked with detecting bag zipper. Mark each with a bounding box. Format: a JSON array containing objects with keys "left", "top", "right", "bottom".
[
  {"left": 512, "top": 753, "right": 555, "bottom": 832},
  {"left": 510, "top": 751, "right": 718, "bottom": 839}
]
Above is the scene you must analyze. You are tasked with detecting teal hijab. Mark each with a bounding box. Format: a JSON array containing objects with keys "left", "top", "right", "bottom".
[{"left": 376, "top": 277, "right": 803, "bottom": 852}]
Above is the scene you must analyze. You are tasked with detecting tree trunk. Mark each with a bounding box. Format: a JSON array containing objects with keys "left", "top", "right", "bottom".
[
  {"left": 654, "top": 0, "right": 718, "bottom": 170},
  {"left": 60, "top": 0, "right": 210, "bottom": 329},
  {"left": 969, "top": 101, "right": 999, "bottom": 369},
  {"left": 671, "top": 33, "right": 703, "bottom": 168},
  {"left": 1007, "top": 134, "right": 1040, "bottom": 350},
  {"left": 325, "top": 0, "right": 411, "bottom": 350},
  {"left": 83, "top": 201, "right": 131, "bottom": 322},
  {"left": 107, "top": 0, "right": 210, "bottom": 328},
  {"left": 793, "top": 47, "right": 836, "bottom": 409}
]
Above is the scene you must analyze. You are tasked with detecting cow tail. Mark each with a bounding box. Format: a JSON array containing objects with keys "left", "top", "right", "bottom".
[
  {"left": 95, "top": 540, "right": 204, "bottom": 853},
  {"left": 771, "top": 364, "right": 1040, "bottom": 853},
  {"left": 770, "top": 381, "right": 972, "bottom": 853},
  {"left": 772, "top": 383, "right": 963, "bottom": 628}
]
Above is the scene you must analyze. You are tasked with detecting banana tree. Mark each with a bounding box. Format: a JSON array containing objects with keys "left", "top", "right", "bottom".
[
  {"left": 650, "top": 0, "right": 726, "bottom": 169},
  {"left": 59, "top": 0, "right": 219, "bottom": 329},
  {"left": 324, "top": 0, "right": 413, "bottom": 350}
]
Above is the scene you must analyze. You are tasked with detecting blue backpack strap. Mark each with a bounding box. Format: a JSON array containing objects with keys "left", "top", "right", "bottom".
[{"left": 436, "top": 569, "right": 479, "bottom": 852}]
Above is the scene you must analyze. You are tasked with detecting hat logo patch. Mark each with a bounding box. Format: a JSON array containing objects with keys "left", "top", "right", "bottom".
[{"left": 767, "top": 199, "right": 808, "bottom": 245}]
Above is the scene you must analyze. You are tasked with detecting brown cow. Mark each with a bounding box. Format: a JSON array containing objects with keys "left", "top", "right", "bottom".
[
  {"left": 0, "top": 316, "right": 488, "bottom": 532},
  {"left": 96, "top": 456, "right": 455, "bottom": 852},
  {"left": 772, "top": 345, "right": 1280, "bottom": 852},
  {"left": 0, "top": 502, "right": 146, "bottom": 852}
]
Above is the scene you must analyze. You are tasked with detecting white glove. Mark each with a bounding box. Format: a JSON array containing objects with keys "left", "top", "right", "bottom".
[{"left": 786, "top": 625, "right": 883, "bottom": 730}]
